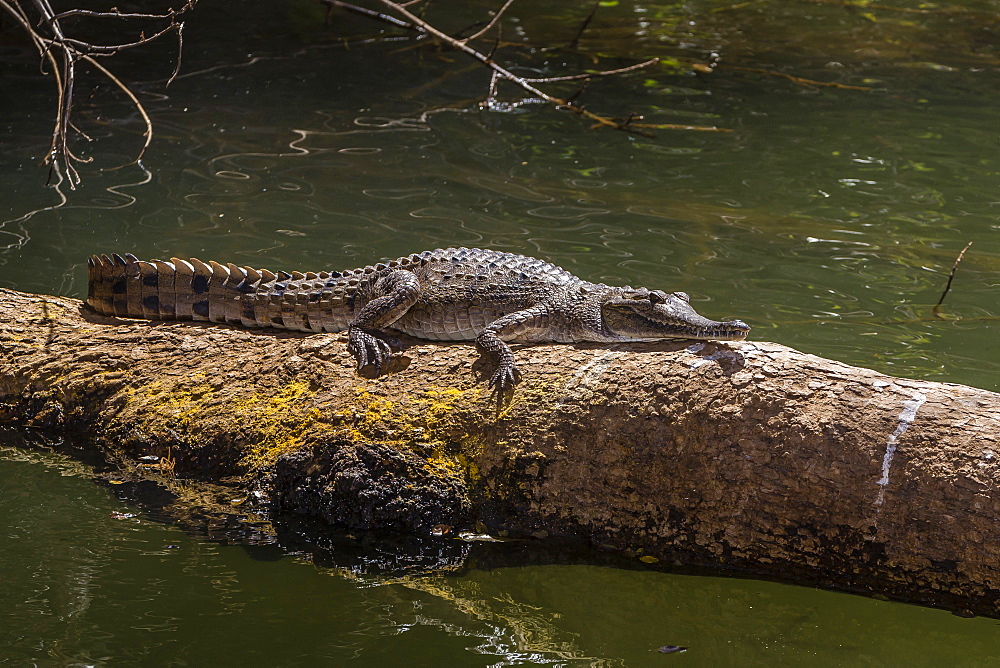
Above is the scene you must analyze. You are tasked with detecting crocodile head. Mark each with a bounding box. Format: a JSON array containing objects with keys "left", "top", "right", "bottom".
[{"left": 601, "top": 289, "right": 750, "bottom": 342}]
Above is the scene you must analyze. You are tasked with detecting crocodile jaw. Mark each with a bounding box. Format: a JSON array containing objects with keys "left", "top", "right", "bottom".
[
  {"left": 611, "top": 319, "right": 751, "bottom": 342},
  {"left": 600, "top": 290, "right": 751, "bottom": 342}
]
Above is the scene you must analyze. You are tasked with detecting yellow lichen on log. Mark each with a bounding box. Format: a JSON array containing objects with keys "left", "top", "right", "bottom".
[{"left": 2, "top": 287, "right": 1000, "bottom": 616}]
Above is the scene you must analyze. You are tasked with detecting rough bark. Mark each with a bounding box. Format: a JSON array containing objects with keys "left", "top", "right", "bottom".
[{"left": 2, "top": 287, "right": 999, "bottom": 615}]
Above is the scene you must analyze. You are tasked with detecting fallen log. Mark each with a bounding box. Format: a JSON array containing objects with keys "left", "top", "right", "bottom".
[{"left": 1, "top": 287, "right": 999, "bottom": 615}]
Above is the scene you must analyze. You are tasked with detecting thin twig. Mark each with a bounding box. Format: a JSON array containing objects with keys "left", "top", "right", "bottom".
[
  {"left": 800, "top": 0, "right": 1000, "bottom": 20},
  {"left": 50, "top": 3, "right": 195, "bottom": 22},
  {"left": 81, "top": 54, "right": 155, "bottom": 164},
  {"left": 4, "top": 0, "right": 196, "bottom": 187},
  {"left": 724, "top": 65, "right": 872, "bottom": 91},
  {"left": 629, "top": 122, "right": 733, "bottom": 132},
  {"left": 569, "top": 1, "right": 600, "bottom": 51},
  {"left": 166, "top": 21, "right": 185, "bottom": 87},
  {"left": 933, "top": 241, "right": 973, "bottom": 314},
  {"left": 564, "top": 78, "right": 589, "bottom": 104},
  {"left": 486, "top": 69, "right": 500, "bottom": 104},
  {"left": 58, "top": 22, "right": 182, "bottom": 55},
  {"left": 29, "top": 0, "right": 74, "bottom": 185},
  {"left": 326, "top": 0, "right": 418, "bottom": 31},
  {"left": 462, "top": 0, "right": 515, "bottom": 43},
  {"left": 520, "top": 58, "right": 659, "bottom": 83},
  {"left": 485, "top": 23, "right": 501, "bottom": 60},
  {"left": 323, "top": 0, "right": 664, "bottom": 135}
]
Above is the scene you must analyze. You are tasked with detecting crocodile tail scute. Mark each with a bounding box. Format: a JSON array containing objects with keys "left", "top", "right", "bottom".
[
  {"left": 86, "top": 253, "right": 132, "bottom": 317},
  {"left": 86, "top": 253, "right": 275, "bottom": 326}
]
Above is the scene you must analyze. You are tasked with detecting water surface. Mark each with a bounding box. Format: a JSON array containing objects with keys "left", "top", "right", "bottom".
[{"left": 5, "top": 439, "right": 1000, "bottom": 666}]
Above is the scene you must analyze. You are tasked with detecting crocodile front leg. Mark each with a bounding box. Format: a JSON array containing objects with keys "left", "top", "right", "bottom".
[
  {"left": 476, "top": 304, "right": 550, "bottom": 393},
  {"left": 348, "top": 270, "right": 421, "bottom": 374}
]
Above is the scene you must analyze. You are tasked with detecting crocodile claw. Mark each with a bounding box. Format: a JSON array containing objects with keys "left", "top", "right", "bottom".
[
  {"left": 348, "top": 329, "right": 394, "bottom": 374},
  {"left": 488, "top": 362, "right": 522, "bottom": 395}
]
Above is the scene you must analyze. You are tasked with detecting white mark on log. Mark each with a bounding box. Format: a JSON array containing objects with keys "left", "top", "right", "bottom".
[
  {"left": 874, "top": 391, "right": 927, "bottom": 507},
  {"left": 555, "top": 350, "right": 626, "bottom": 406}
]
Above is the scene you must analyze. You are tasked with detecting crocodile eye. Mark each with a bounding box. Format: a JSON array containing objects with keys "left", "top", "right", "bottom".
[
  {"left": 648, "top": 291, "right": 666, "bottom": 305},
  {"left": 629, "top": 289, "right": 649, "bottom": 300},
  {"left": 673, "top": 291, "right": 690, "bottom": 303}
]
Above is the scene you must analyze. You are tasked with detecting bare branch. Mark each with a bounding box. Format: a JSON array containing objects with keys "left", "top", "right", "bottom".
[
  {"left": 484, "top": 19, "right": 501, "bottom": 60},
  {"left": 626, "top": 122, "right": 732, "bottom": 133},
  {"left": 57, "top": 22, "right": 183, "bottom": 56},
  {"left": 724, "top": 65, "right": 872, "bottom": 91},
  {"left": 4, "top": 0, "right": 197, "bottom": 187},
  {"left": 81, "top": 54, "right": 155, "bottom": 165},
  {"left": 569, "top": 1, "right": 600, "bottom": 51},
  {"left": 564, "top": 78, "right": 590, "bottom": 105},
  {"left": 49, "top": 3, "right": 195, "bottom": 22},
  {"left": 326, "top": 0, "right": 419, "bottom": 32},
  {"left": 166, "top": 21, "right": 185, "bottom": 87},
  {"left": 520, "top": 58, "right": 660, "bottom": 83},
  {"left": 323, "top": 0, "right": 663, "bottom": 134},
  {"left": 934, "top": 241, "right": 974, "bottom": 315},
  {"left": 486, "top": 70, "right": 500, "bottom": 105},
  {"left": 461, "top": 0, "right": 515, "bottom": 43}
]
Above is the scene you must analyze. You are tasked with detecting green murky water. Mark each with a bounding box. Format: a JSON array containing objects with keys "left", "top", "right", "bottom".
[{"left": 1, "top": 0, "right": 998, "bottom": 663}]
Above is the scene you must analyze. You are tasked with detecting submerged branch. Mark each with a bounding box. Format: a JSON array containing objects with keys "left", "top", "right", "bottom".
[
  {"left": 800, "top": 0, "right": 1000, "bottom": 20},
  {"left": 568, "top": 1, "right": 600, "bottom": 51},
  {"left": 324, "top": 0, "right": 667, "bottom": 135},
  {"left": 724, "top": 65, "right": 872, "bottom": 91},
  {"left": 626, "top": 122, "right": 734, "bottom": 132}
]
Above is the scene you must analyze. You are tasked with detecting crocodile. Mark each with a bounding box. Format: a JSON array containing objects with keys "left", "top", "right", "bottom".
[{"left": 86, "top": 247, "right": 750, "bottom": 391}]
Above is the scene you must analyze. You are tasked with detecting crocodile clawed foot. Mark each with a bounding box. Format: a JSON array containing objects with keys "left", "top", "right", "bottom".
[
  {"left": 488, "top": 363, "right": 522, "bottom": 395},
  {"left": 489, "top": 365, "right": 520, "bottom": 414},
  {"left": 348, "top": 330, "right": 394, "bottom": 375}
]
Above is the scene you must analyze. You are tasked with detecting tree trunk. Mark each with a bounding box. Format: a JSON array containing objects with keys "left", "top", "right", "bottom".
[{"left": 2, "top": 287, "right": 999, "bottom": 615}]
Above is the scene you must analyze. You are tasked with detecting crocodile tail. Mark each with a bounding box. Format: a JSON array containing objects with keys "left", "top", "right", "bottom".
[
  {"left": 86, "top": 254, "right": 353, "bottom": 333},
  {"left": 86, "top": 253, "right": 278, "bottom": 326}
]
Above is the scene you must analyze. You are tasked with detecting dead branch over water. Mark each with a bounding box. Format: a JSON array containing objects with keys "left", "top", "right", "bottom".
[
  {"left": 0, "top": 0, "right": 706, "bottom": 191},
  {"left": 0, "top": 0, "right": 196, "bottom": 189},
  {"left": 323, "top": 0, "right": 686, "bottom": 135}
]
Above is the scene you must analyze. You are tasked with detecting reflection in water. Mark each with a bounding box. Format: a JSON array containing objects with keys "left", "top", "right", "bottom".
[
  {"left": 385, "top": 575, "right": 617, "bottom": 666},
  {"left": 1, "top": 442, "right": 115, "bottom": 663},
  {"left": 5, "top": 433, "right": 1000, "bottom": 664}
]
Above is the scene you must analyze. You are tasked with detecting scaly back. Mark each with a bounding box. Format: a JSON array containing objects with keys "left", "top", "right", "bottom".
[{"left": 85, "top": 248, "right": 582, "bottom": 333}]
